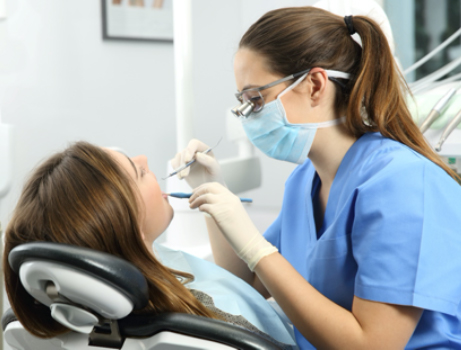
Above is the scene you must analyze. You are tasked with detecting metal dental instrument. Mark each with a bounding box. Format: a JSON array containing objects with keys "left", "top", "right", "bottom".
[
  {"left": 435, "top": 108, "right": 461, "bottom": 152},
  {"left": 162, "top": 138, "right": 222, "bottom": 180},
  {"left": 420, "top": 88, "right": 458, "bottom": 134},
  {"left": 166, "top": 192, "right": 253, "bottom": 203}
]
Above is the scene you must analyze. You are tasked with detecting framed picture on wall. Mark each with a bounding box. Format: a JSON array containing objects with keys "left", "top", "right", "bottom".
[{"left": 102, "top": 0, "right": 173, "bottom": 42}]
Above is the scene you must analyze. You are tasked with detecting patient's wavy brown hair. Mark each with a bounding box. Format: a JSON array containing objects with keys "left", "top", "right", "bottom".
[
  {"left": 240, "top": 6, "right": 459, "bottom": 180},
  {"left": 3, "top": 141, "right": 219, "bottom": 338}
]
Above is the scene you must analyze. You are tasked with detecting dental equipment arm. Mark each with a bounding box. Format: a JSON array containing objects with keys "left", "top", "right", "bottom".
[
  {"left": 414, "top": 72, "right": 461, "bottom": 95},
  {"left": 435, "top": 108, "right": 461, "bottom": 152},
  {"left": 404, "top": 28, "right": 461, "bottom": 76},
  {"left": 410, "top": 55, "right": 461, "bottom": 94},
  {"left": 419, "top": 88, "right": 457, "bottom": 133}
]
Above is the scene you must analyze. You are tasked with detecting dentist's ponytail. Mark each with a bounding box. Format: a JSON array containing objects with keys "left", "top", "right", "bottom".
[
  {"left": 345, "top": 15, "right": 453, "bottom": 177},
  {"left": 240, "top": 6, "right": 459, "bottom": 181}
]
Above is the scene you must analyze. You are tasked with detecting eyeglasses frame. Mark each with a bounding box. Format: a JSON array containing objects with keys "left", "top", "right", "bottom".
[
  {"left": 232, "top": 68, "right": 350, "bottom": 118},
  {"left": 234, "top": 68, "right": 312, "bottom": 112}
]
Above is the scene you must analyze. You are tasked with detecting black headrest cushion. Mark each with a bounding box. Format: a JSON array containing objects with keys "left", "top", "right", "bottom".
[{"left": 9, "top": 242, "right": 149, "bottom": 310}]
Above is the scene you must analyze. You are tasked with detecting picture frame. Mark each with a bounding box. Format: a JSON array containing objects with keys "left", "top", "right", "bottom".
[{"left": 101, "top": 0, "right": 173, "bottom": 43}]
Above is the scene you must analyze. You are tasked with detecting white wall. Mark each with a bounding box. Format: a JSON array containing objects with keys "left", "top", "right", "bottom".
[{"left": 0, "top": 0, "right": 178, "bottom": 222}]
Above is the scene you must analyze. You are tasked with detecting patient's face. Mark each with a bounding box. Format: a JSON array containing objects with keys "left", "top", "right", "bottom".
[{"left": 105, "top": 149, "right": 174, "bottom": 245}]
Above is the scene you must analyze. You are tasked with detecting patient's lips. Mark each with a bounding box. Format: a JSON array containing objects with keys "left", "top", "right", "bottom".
[{"left": 161, "top": 192, "right": 169, "bottom": 201}]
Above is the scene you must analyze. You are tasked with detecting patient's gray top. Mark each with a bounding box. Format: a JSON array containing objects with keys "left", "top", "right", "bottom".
[
  {"left": 153, "top": 243, "right": 297, "bottom": 348},
  {"left": 190, "top": 289, "right": 295, "bottom": 349}
]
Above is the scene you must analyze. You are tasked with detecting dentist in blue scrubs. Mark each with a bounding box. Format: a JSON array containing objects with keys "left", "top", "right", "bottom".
[{"left": 172, "top": 7, "right": 461, "bottom": 349}]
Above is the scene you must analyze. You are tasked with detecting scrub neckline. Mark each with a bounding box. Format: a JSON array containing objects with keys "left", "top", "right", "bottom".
[{"left": 309, "top": 132, "right": 371, "bottom": 241}]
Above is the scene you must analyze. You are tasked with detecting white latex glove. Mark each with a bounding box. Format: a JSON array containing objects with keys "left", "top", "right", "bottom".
[
  {"left": 170, "top": 139, "right": 226, "bottom": 189},
  {"left": 189, "top": 182, "right": 278, "bottom": 271}
]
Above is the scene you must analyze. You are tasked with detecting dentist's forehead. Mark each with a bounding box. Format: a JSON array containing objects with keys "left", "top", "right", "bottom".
[{"left": 234, "top": 49, "right": 281, "bottom": 91}]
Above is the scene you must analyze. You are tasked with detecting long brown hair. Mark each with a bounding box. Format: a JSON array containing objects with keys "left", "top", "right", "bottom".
[
  {"left": 3, "top": 141, "right": 219, "bottom": 338},
  {"left": 240, "top": 6, "right": 459, "bottom": 180}
]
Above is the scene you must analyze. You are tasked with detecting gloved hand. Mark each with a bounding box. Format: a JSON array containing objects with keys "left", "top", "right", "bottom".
[
  {"left": 189, "top": 182, "right": 278, "bottom": 271},
  {"left": 170, "top": 139, "right": 226, "bottom": 189}
]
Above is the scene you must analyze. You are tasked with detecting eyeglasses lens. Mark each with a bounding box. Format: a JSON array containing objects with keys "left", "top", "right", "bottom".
[{"left": 241, "top": 91, "right": 264, "bottom": 113}]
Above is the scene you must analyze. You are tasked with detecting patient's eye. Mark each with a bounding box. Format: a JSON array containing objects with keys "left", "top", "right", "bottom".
[{"left": 140, "top": 167, "right": 146, "bottom": 177}]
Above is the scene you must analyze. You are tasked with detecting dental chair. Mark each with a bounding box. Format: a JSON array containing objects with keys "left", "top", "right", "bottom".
[{"left": 2, "top": 242, "right": 283, "bottom": 350}]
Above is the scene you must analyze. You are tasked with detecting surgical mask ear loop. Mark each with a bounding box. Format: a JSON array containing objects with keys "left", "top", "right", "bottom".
[
  {"left": 277, "top": 72, "right": 347, "bottom": 128},
  {"left": 277, "top": 73, "right": 309, "bottom": 100},
  {"left": 277, "top": 70, "right": 352, "bottom": 100},
  {"left": 316, "top": 115, "right": 347, "bottom": 128}
]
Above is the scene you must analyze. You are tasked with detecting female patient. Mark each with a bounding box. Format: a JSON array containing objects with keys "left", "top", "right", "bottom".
[{"left": 3, "top": 141, "right": 295, "bottom": 348}]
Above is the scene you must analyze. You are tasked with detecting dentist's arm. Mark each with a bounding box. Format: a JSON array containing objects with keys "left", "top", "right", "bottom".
[
  {"left": 189, "top": 183, "right": 423, "bottom": 350},
  {"left": 204, "top": 215, "right": 271, "bottom": 297},
  {"left": 171, "top": 140, "right": 269, "bottom": 295}
]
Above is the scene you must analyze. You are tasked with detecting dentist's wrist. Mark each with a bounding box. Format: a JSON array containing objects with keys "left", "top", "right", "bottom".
[{"left": 236, "top": 229, "right": 278, "bottom": 271}]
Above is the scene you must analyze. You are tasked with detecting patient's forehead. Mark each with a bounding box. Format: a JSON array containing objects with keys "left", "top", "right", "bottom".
[{"left": 102, "top": 148, "right": 137, "bottom": 180}]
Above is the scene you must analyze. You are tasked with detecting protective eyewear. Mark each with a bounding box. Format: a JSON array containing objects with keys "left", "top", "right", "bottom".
[
  {"left": 231, "top": 69, "right": 311, "bottom": 118},
  {"left": 231, "top": 69, "right": 351, "bottom": 118}
]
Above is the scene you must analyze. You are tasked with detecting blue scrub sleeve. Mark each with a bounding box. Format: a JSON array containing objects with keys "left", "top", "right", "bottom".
[{"left": 352, "top": 160, "right": 461, "bottom": 315}]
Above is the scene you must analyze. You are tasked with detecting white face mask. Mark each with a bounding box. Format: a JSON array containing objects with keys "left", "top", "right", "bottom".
[{"left": 241, "top": 73, "right": 346, "bottom": 164}]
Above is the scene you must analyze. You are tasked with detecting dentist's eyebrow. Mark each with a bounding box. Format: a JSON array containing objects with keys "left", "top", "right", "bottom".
[{"left": 240, "top": 84, "right": 259, "bottom": 91}]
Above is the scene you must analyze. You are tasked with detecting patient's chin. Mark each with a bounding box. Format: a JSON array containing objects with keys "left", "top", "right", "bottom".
[
  {"left": 163, "top": 212, "right": 174, "bottom": 232},
  {"left": 157, "top": 209, "right": 174, "bottom": 239}
]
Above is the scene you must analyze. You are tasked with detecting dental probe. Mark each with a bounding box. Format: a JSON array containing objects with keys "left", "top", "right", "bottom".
[
  {"left": 162, "top": 138, "right": 222, "bottom": 180},
  {"left": 166, "top": 192, "right": 253, "bottom": 203},
  {"left": 420, "top": 88, "right": 458, "bottom": 134},
  {"left": 435, "top": 108, "right": 461, "bottom": 152}
]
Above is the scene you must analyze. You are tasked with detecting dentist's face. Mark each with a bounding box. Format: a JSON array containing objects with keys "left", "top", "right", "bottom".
[
  {"left": 105, "top": 149, "right": 174, "bottom": 245},
  {"left": 233, "top": 48, "right": 319, "bottom": 124},
  {"left": 233, "top": 48, "right": 287, "bottom": 108}
]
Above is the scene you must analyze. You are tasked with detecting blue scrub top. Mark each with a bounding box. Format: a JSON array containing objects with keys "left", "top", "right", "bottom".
[{"left": 264, "top": 132, "right": 461, "bottom": 349}]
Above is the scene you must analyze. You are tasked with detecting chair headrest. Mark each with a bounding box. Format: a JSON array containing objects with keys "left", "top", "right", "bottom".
[
  {"left": 9, "top": 242, "right": 150, "bottom": 332},
  {"left": 9, "top": 242, "right": 149, "bottom": 310}
]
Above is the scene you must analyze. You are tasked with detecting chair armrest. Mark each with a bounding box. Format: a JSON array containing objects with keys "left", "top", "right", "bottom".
[
  {"left": 118, "top": 313, "right": 284, "bottom": 350},
  {"left": 1, "top": 308, "right": 17, "bottom": 332}
]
